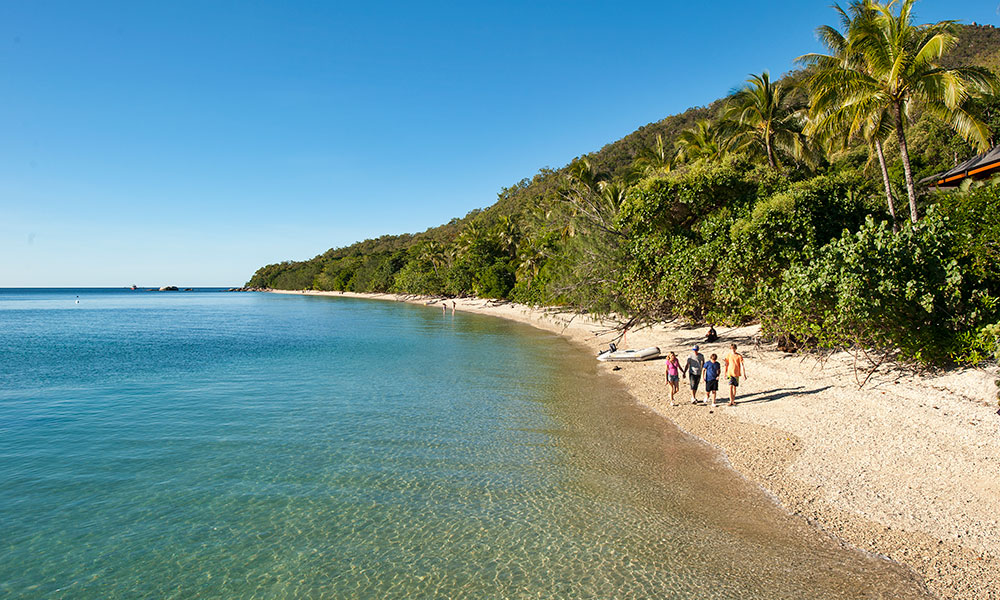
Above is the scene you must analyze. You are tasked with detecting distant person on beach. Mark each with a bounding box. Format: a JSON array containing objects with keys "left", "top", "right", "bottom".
[
  {"left": 451, "top": 301, "right": 456, "bottom": 315},
  {"left": 704, "top": 353, "right": 721, "bottom": 407},
  {"left": 723, "top": 343, "right": 747, "bottom": 406},
  {"left": 705, "top": 326, "right": 718, "bottom": 343},
  {"left": 665, "top": 352, "right": 682, "bottom": 403},
  {"left": 683, "top": 346, "right": 705, "bottom": 404}
]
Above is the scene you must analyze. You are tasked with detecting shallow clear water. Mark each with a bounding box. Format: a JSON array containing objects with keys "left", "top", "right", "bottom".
[{"left": 0, "top": 289, "right": 928, "bottom": 598}]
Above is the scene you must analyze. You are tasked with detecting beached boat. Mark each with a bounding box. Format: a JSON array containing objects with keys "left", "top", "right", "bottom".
[{"left": 597, "top": 346, "right": 661, "bottom": 362}]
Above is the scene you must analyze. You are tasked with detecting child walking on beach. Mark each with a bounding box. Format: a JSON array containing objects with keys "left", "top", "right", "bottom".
[
  {"left": 665, "top": 352, "right": 681, "bottom": 403},
  {"left": 704, "top": 353, "right": 721, "bottom": 407},
  {"left": 723, "top": 343, "right": 747, "bottom": 406}
]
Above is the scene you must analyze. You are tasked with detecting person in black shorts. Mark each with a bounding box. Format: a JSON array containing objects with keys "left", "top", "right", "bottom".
[{"left": 703, "top": 353, "right": 722, "bottom": 407}]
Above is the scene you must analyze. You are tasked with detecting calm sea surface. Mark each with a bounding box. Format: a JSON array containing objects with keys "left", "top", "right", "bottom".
[{"left": 0, "top": 289, "right": 928, "bottom": 599}]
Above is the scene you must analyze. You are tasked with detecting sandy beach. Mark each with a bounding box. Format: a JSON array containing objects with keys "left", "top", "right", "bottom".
[{"left": 271, "top": 289, "right": 1000, "bottom": 600}]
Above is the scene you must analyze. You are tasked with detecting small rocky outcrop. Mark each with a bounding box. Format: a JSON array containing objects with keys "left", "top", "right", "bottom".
[{"left": 159, "top": 286, "right": 179, "bottom": 291}]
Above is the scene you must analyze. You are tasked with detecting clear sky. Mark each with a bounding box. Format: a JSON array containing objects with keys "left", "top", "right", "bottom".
[{"left": 3, "top": 1, "right": 998, "bottom": 287}]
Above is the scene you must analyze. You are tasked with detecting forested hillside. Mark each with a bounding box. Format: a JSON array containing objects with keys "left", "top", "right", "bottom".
[{"left": 249, "top": 10, "right": 1000, "bottom": 367}]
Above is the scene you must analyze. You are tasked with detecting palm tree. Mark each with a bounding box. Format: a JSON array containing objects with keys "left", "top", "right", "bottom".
[
  {"left": 561, "top": 157, "right": 626, "bottom": 237},
  {"left": 675, "top": 119, "right": 726, "bottom": 164},
  {"left": 807, "top": 0, "right": 998, "bottom": 222},
  {"left": 494, "top": 216, "right": 520, "bottom": 257},
  {"left": 723, "top": 72, "right": 811, "bottom": 170},
  {"left": 418, "top": 240, "right": 446, "bottom": 275},
  {"left": 596, "top": 179, "right": 629, "bottom": 223},
  {"left": 802, "top": 1, "right": 901, "bottom": 230},
  {"left": 516, "top": 242, "right": 547, "bottom": 285},
  {"left": 456, "top": 222, "right": 486, "bottom": 257},
  {"left": 634, "top": 133, "right": 675, "bottom": 176},
  {"left": 864, "top": 120, "right": 901, "bottom": 230}
]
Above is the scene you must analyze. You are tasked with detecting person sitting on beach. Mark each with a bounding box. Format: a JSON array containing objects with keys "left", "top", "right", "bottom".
[
  {"left": 703, "top": 353, "right": 721, "bottom": 407},
  {"left": 665, "top": 352, "right": 682, "bottom": 404},
  {"left": 723, "top": 343, "right": 747, "bottom": 406},
  {"left": 705, "top": 326, "right": 718, "bottom": 343},
  {"left": 683, "top": 345, "right": 705, "bottom": 404}
]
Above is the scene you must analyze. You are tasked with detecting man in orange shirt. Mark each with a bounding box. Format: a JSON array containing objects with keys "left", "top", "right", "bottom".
[{"left": 723, "top": 343, "right": 748, "bottom": 406}]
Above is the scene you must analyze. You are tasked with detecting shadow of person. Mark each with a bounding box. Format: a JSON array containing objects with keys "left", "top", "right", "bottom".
[{"left": 735, "top": 386, "right": 832, "bottom": 405}]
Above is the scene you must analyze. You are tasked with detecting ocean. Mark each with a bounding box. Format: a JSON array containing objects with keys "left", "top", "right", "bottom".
[{"left": 0, "top": 288, "right": 928, "bottom": 598}]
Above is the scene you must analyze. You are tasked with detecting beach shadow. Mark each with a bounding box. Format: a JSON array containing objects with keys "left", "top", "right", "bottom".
[
  {"left": 734, "top": 386, "right": 832, "bottom": 405},
  {"left": 666, "top": 330, "right": 759, "bottom": 357}
]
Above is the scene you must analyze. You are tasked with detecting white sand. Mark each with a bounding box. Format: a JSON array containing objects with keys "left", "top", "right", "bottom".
[{"left": 269, "top": 290, "right": 1000, "bottom": 599}]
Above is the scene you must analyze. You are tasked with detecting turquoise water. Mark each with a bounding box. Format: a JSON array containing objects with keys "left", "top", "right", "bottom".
[{"left": 1, "top": 289, "right": 928, "bottom": 599}]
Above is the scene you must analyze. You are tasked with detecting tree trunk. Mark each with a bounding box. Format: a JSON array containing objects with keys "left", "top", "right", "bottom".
[
  {"left": 893, "top": 103, "right": 919, "bottom": 223},
  {"left": 874, "top": 138, "right": 899, "bottom": 233},
  {"left": 765, "top": 130, "right": 776, "bottom": 169}
]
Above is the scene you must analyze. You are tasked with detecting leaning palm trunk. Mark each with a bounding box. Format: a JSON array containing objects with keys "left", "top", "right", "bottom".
[
  {"left": 874, "top": 138, "right": 899, "bottom": 232},
  {"left": 893, "top": 103, "right": 919, "bottom": 223}
]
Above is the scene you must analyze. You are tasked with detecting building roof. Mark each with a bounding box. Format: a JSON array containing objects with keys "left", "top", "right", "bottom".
[{"left": 923, "top": 144, "right": 1000, "bottom": 187}]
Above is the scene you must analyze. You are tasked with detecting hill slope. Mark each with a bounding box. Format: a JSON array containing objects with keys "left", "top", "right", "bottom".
[{"left": 248, "top": 22, "right": 1000, "bottom": 368}]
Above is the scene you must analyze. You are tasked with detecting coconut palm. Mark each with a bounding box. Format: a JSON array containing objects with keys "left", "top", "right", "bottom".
[
  {"left": 418, "top": 240, "right": 446, "bottom": 275},
  {"left": 802, "top": 1, "right": 901, "bottom": 229},
  {"left": 494, "top": 216, "right": 520, "bottom": 257},
  {"left": 516, "top": 242, "right": 548, "bottom": 284},
  {"left": 864, "top": 120, "right": 901, "bottom": 230},
  {"left": 675, "top": 119, "right": 726, "bottom": 164},
  {"left": 723, "top": 71, "right": 812, "bottom": 170},
  {"left": 597, "top": 179, "right": 628, "bottom": 218},
  {"left": 456, "top": 222, "right": 486, "bottom": 257},
  {"left": 805, "top": 0, "right": 998, "bottom": 222},
  {"left": 562, "top": 157, "right": 626, "bottom": 237},
  {"left": 634, "top": 133, "right": 675, "bottom": 176},
  {"left": 566, "top": 156, "right": 602, "bottom": 192}
]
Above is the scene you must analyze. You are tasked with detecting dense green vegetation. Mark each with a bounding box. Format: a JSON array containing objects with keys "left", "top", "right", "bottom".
[{"left": 249, "top": 3, "right": 1000, "bottom": 368}]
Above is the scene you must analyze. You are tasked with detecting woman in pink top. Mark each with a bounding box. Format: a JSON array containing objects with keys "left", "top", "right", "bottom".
[{"left": 665, "top": 352, "right": 682, "bottom": 403}]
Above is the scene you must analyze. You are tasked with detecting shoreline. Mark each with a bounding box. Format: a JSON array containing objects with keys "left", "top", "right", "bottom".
[{"left": 270, "top": 289, "right": 1000, "bottom": 600}]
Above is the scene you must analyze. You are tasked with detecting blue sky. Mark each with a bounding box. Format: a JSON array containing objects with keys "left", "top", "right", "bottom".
[{"left": 2, "top": 1, "right": 998, "bottom": 286}]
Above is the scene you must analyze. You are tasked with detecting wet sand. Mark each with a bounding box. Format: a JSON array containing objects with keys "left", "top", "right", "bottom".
[{"left": 269, "top": 290, "right": 1000, "bottom": 600}]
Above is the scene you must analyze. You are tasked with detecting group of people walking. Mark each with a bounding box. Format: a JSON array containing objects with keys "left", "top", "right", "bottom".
[{"left": 665, "top": 343, "right": 747, "bottom": 407}]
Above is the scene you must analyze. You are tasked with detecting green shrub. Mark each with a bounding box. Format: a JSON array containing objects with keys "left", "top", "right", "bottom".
[
  {"left": 392, "top": 259, "right": 445, "bottom": 295},
  {"left": 617, "top": 156, "right": 785, "bottom": 237},
  {"left": 708, "top": 173, "right": 873, "bottom": 324},
  {"left": 476, "top": 260, "right": 516, "bottom": 298},
  {"left": 936, "top": 184, "right": 1000, "bottom": 288},
  {"left": 767, "top": 212, "right": 978, "bottom": 364}
]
